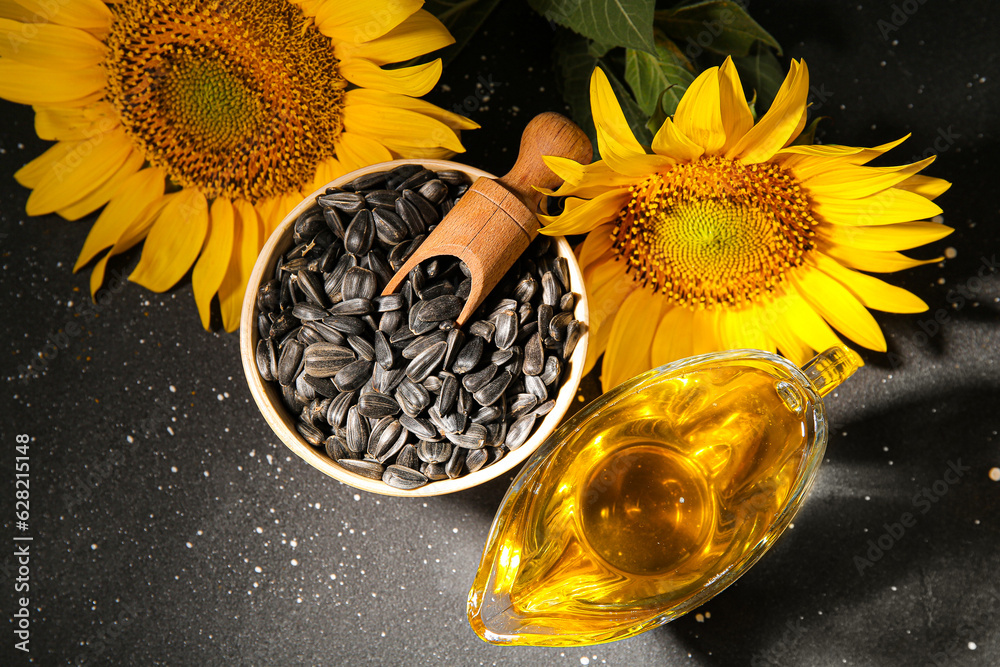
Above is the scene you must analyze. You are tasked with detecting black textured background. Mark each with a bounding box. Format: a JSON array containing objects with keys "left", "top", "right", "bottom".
[{"left": 2, "top": 1, "right": 999, "bottom": 665}]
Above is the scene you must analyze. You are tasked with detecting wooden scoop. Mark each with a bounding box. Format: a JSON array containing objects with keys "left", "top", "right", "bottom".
[{"left": 381, "top": 112, "right": 593, "bottom": 326}]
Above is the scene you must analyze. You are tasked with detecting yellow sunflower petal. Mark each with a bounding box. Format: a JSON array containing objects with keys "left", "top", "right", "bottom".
[
  {"left": 652, "top": 306, "right": 694, "bottom": 366},
  {"left": 812, "top": 187, "right": 943, "bottom": 226},
  {"left": 603, "top": 288, "right": 663, "bottom": 389},
  {"left": 598, "top": 121, "right": 675, "bottom": 177},
  {"left": 0, "top": 18, "right": 105, "bottom": 68},
  {"left": 218, "top": 200, "right": 262, "bottom": 332},
  {"left": 584, "top": 267, "right": 639, "bottom": 375},
  {"left": 75, "top": 167, "right": 166, "bottom": 271},
  {"left": 727, "top": 59, "right": 809, "bottom": 163},
  {"left": 310, "top": 156, "right": 347, "bottom": 191},
  {"left": 717, "top": 57, "right": 754, "bottom": 153},
  {"left": 576, "top": 224, "right": 615, "bottom": 271},
  {"left": 335, "top": 131, "right": 394, "bottom": 171},
  {"left": 895, "top": 173, "right": 952, "bottom": 200},
  {"left": 314, "top": 0, "right": 421, "bottom": 43},
  {"left": 26, "top": 128, "right": 134, "bottom": 216},
  {"left": 87, "top": 190, "right": 173, "bottom": 296},
  {"left": 14, "top": 139, "right": 77, "bottom": 188},
  {"left": 336, "top": 9, "right": 452, "bottom": 66},
  {"left": 651, "top": 117, "right": 704, "bottom": 162},
  {"left": 813, "top": 252, "right": 928, "bottom": 313},
  {"left": 804, "top": 157, "right": 936, "bottom": 200},
  {"left": 339, "top": 57, "right": 441, "bottom": 97},
  {"left": 765, "top": 303, "right": 813, "bottom": 365},
  {"left": 130, "top": 189, "right": 210, "bottom": 293},
  {"left": 538, "top": 188, "right": 628, "bottom": 236},
  {"left": 823, "top": 244, "right": 941, "bottom": 273},
  {"left": 690, "top": 308, "right": 723, "bottom": 355},
  {"left": 821, "top": 221, "right": 953, "bottom": 251},
  {"left": 774, "top": 288, "right": 842, "bottom": 353},
  {"left": 718, "top": 305, "right": 767, "bottom": 351},
  {"left": 590, "top": 67, "right": 645, "bottom": 155},
  {"left": 57, "top": 148, "right": 143, "bottom": 220},
  {"left": 192, "top": 198, "right": 236, "bottom": 330},
  {"left": 344, "top": 103, "right": 465, "bottom": 154},
  {"left": 8, "top": 0, "right": 112, "bottom": 31},
  {"left": 540, "top": 157, "right": 635, "bottom": 198},
  {"left": 673, "top": 66, "right": 726, "bottom": 155},
  {"left": 792, "top": 268, "right": 886, "bottom": 351},
  {"left": 346, "top": 88, "right": 480, "bottom": 131},
  {"left": 0, "top": 60, "right": 105, "bottom": 105},
  {"left": 34, "top": 101, "right": 118, "bottom": 141}
]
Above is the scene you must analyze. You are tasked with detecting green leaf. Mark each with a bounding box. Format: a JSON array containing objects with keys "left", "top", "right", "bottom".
[
  {"left": 554, "top": 32, "right": 651, "bottom": 157},
  {"left": 530, "top": 0, "right": 657, "bottom": 53},
  {"left": 655, "top": 0, "right": 781, "bottom": 58},
  {"left": 790, "top": 116, "right": 826, "bottom": 146},
  {"left": 424, "top": 0, "right": 504, "bottom": 65},
  {"left": 624, "top": 39, "right": 695, "bottom": 117},
  {"left": 733, "top": 44, "right": 784, "bottom": 114}
]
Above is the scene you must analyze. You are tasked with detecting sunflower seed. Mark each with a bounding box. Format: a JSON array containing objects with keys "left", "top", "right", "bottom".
[
  {"left": 523, "top": 332, "right": 545, "bottom": 376},
  {"left": 373, "top": 331, "right": 394, "bottom": 369},
  {"left": 537, "top": 304, "right": 553, "bottom": 340},
  {"left": 506, "top": 413, "right": 537, "bottom": 451},
  {"left": 270, "top": 310, "right": 298, "bottom": 340},
  {"left": 396, "top": 443, "right": 420, "bottom": 470},
  {"left": 494, "top": 310, "right": 518, "bottom": 350},
  {"left": 447, "top": 423, "right": 488, "bottom": 449},
  {"left": 322, "top": 207, "right": 345, "bottom": 239},
  {"left": 405, "top": 340, "right": 446, "bottom": 383},
  {"left": 257, "top": 279, "right": 281, "bottom": 312},
  {"left": 375, "top": 294, "right": 404, "bottom": 312},
  {"left": 357, "top": 391, "right": 399, "bottom": 419},
  {"left": 334, "top": 359, "right": 373, "bottom": 392},
  {"left": 402, "top": 189, "right": 440, "bottom": 225},
  {"left": 541, "top": 271, "right": 562, "bottom": 307},
  {"left": 490, "top": 348, "right": 513, "bottom": 366},
  {"left": 383, "top": 464, "right": 428, "bottom": 490},
  {"left": 336, "top": 458, "right": 383, "bottom": 480},
  {"left": 417, "top": 179, "right": 448, "bottom": 204},
  {"left": 257, "top": 313, "right": 271, "bottom": 339},
  {"left": 525, "top": 374, "right": 548, "bottom": 401},
  {"left": 368, "top": 417, "right": 404, "bottom": 461},
  {"left": 463, "top": 363, "right": 497, "bottom": 393},
  {"left": 473, "top": 370, "right": 513, "bottom": 406},
  {"left": 399, "top": 413, "right": 437, "bottom": 441},
  {"left": 345, "top": 406, "right": 369, "bottom": 454},
  {"left": 510, "top": 393, "right": 539, "bottom": 419},
  {"left": 452, "top": 336, "right": 483, "bottom": 374},
  {"left": 373, "top": 207, "right": 408, "bottom": 245},
  {"left": 514, "top": 275, "right": 538, "bottom": 303},
  {"left": 563, "top": 320, "right": 583, "bottom": 360},
  {"left": 541, "top": 355, "right": 562, "bottom": 385},
  {"left": 346, "top": 335, "right": 375, "bottom": 362},
  {"left": 351, "top": 171, "right": 387, "bottom": 191},
  {"left": 256, "top": 338, "right": 276, "bottom": 382},
  {"left": 296, "top": 373, "right": 317, "bottom": 401},
  {"left": 277, "top": 340, "right": 304, "bottom": 386},
  {"left": 533, "top": 399, "right": 556, "bottom": 417},
  {"left": 419, "top": 294, "right": 463, "bottom": 322},
  {"left": 321, "top": 314, "right": 367, "bottom": 336},
  {"left": 307, "top": 321, "right": 347, "bottom": 345},
  {"left": 318, "top": 191, "right": 365, "bottom": 213},
  {"left": 424, "top": 463, "right": 448, "bottom": 480},
  {"left": 373, "top": 364, "right": 407, "bottom": 394},
  {"left": 394, "top": 197, "right": 426, "bottom": 236},
  {"left": 417, "top": 439, "right": 452, "bottom": 464},
  {"left": 504, "top": 347, "right": 523, "bottom": 378},
  {"left": 445, "top": 447, "right": 465, "bottom": 479},
  {"left": 303, "top": 343, "right": 354, "bottom": 378},
  {"left": 471, "top": 405, "right": 503, "bottom": 424},
  {"left": 324, "top": 435, "right": 351, "bottom": 460},
  {"left": 402, "top": 330, "right": 448, "bottom": 360},
  {"left": 468, "top": 320, "right": 495, "bottom": 343},
  {"left": 379, "top": 309, "right": 404, "bottom": 334},
  {"left": 328, "top": 298, "right": 372, "bottom": 316},
  {"left": 296, "top": 421, "right": 324, "bottom": 446},
  {"left": 422, "top": 375, "right": 442, "bottom": 393},
  {"left": 326, "top": 390, "right": 356, "bottom": 428},
  {"left": 560, "top": 292, "right": 576, "bottom": 312},
  {"left": 342, "top": 266, "right": 376, "bottom": 301},
  {"left": 344, "top": 209, "right": 375, "bottom": 255},
  {"left": 549, "top": 311, "right": 572, "bottom": 340},
  {"left": 297, "top": 325, "right": 325, "bottom": 346},
  {"left": 441, "top": 407, "right": 467, "bottom": 435},
  {"left": 435, "top": 372, "right": 459, "bottom": 414},
  {"left": 302, "top": 374, "right": 338, "bottom": 399},
  {"left": 465, "top": 448, "right": 489, "bottom": 473}
]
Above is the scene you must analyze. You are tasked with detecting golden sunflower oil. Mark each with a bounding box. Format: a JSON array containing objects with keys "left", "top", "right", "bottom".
[{"left": 468, "top": 347, "right": 861, "bottom": 646}]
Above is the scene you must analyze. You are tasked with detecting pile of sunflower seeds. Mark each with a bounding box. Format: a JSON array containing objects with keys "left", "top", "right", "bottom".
[{"left": 254, "top": 164, "right": 585, "bottom": 490}]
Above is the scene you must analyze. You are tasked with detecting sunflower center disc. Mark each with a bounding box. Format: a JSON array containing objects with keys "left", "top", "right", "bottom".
[
  {"left": 612, "top": 157, "right": 817, "bottom": 308},
  {"left": 105, "top": 0, "right": 346, "bottom": 202}
]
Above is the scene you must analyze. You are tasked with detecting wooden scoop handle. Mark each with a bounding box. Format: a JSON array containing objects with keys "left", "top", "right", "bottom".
[{"left": 382, "top": 113, "right": 592, "bottom": 326}]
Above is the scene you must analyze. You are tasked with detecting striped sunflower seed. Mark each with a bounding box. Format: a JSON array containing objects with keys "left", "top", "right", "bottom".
[
  {"left": 417, "top": 440, "right": 451, "bottom": 464},
  {"left": 334, "top": 359, "right": 373, "bottom": 392},
  {"left": 383, "top": 464, "right": 428, "bottom": 490},
  {"left": 523, "top": 332, "right": 545, "bottom": 376},
  {"left": 344, "top": 209, "right": 375, "bottom": 255},
  {"left": 463, "top": 363, "right": 497, "bottom": 393},
  {"left": 336, "top": 458, "right": 383, "bottom": 480},
  {"left": 419, "top": 295, "right": 463, "bottom": 322},
  {"left": 345, "top": 406, "right": 369, "bottom": 454},
  {"left": 405, "top": 341, "right": 446, "bottom": 383},
  {"left": 451, "top": 336, "right": 483, "bottom": 374},
  {"left": 465, "top": 448, "right": 489, "bottom": 473},
  {"left": 494, "top": 309, "right": 518, "bottom": 350},
  {"left": 473, "top": 370, "right": 513, "bottom": 406},
  {"left": 506, "top": 413, "right": 537, "bottom": 450},
  {"left": 277, "top": 340, "right": 304, "bottom": 386},
  {"left": 303, "top": 342, "right": 354, "bottom": 378}
]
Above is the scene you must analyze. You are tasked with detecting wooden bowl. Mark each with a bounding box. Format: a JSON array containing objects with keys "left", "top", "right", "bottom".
[{"left": 239, "top": 159, "right": 590, "bottom": 496}]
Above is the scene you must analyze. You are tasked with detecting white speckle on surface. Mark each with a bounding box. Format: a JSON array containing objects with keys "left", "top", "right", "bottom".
[
  {"left": 695, "top": 613, "right": 705, "bottom": 623},
  {"left": 171, "top": 466, "right": 178, "bottom": 473},
  {"left": 944, "top": 247, "right": 957, "bottom": 259},
  {"left": 91, "top": 544, "right": 97, "bottom": 550},
  {"left": 354, "top": 494, "right": 361, "bottom": 501},
  {"left": 580, "top": 658, "right": 590, "bottom": 666},
  {"left": 186, "top": 542, "right": 192, "bottom": 548},
  {"left": 969, "top": 642, "right": 977, "bottom": 650},
  {"left": 255, "top": 527, "right": 263, "bottom": 534},
  {"left": 169, "top": 385, "right": 176, "bottom": 393},
  {"left": 291, "top": 559, "right": 298, "bottom": 566},
  {"left": 255, "top": 566, "right": 262, "bottom": 573},
  {"left": 989, "top": 467, "right": 1000, "bottom": 482}
]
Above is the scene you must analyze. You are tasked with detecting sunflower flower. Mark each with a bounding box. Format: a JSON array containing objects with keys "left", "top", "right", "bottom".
[
  {"left": 539, "top": 58, "right": 952, "bottom": 390},
  {"left": 0, "top": 0, "right": 477, "bottom": 330}
]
